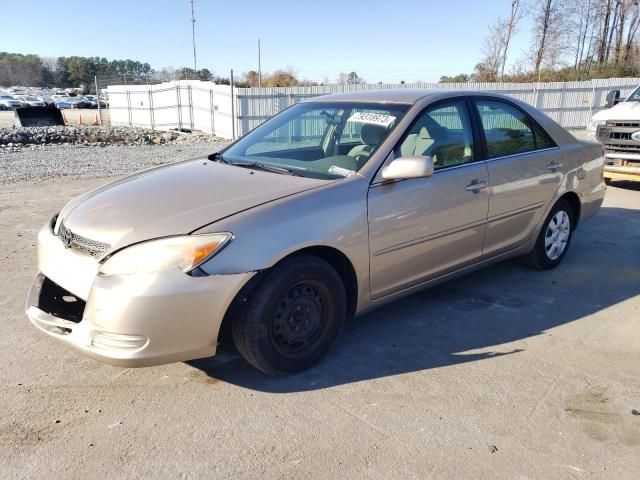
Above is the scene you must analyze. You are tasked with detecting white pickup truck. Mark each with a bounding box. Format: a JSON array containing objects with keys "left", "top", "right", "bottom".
[{"left": 589, "top": 86, "right": 640, "bottom": 183}]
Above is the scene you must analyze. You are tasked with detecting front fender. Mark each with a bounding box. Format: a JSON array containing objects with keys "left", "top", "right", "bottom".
[{"left": 194, "top": 175, "right": 372, "bottom": 310}]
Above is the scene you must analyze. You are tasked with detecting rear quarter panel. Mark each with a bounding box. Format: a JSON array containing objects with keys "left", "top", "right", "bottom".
[{"left": 517, "top": 99, "right": 606, "bottom": 226}]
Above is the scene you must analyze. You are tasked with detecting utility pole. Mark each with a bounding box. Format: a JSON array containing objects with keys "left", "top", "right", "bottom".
[
  {"left": 258, "top": 37, "right": 262, "bottom": 87},
  {"left": 94, "top": 76, "right": 102, "bottom": 126},
  {"left": 190, "top": 0, "right": 197, "bottom": 72}
]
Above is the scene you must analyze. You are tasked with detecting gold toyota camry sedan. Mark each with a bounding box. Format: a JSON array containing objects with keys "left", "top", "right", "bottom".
[{"left": 26, "top": 90, "right": 606, "bottom": 375}]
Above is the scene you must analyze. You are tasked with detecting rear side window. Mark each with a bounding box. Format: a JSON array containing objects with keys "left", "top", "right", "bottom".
[{"left": 474, "top": 99, "right": 555, "bottom": 159}]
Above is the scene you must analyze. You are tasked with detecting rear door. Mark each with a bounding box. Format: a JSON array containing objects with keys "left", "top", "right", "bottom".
[
  {"left": 368, "top": 98, "right": 489, "bottom": 299},
  {"left": 471, "top": 98, "right": 563, "bottom": 257}
]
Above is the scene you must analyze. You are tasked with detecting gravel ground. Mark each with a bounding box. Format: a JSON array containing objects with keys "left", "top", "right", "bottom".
[{"left": 0, "top": 141, "right": 229, "bottom": 183}]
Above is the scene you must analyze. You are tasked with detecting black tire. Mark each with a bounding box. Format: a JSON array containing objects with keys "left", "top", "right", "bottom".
[
  {"left": 604, "top": 177, "right": 612, "bottom": 185},
  {"left": 232, "top": 255, "right": 346, "bottom": 375},
  {"left": 522, "top": 198, "right": 574, "bottom": 270}
]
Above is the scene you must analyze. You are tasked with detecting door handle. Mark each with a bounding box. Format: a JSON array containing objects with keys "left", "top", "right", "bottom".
[
  {"left": 547, "top": 161, "right": 563, "bottom": 171},
  {"left": 465, "top": 180, "right": 487, "bottom": 193}
]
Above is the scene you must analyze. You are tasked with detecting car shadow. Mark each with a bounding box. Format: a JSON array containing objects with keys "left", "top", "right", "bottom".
[
  {"left": 187, "top": 205, "right": 640, "bottom": 393},
  {"left": 608, "top": 180, "right": 640, "bottom": 191}
]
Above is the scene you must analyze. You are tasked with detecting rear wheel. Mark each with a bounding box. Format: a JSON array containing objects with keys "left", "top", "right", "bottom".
[
  {"left": 522, "top": 198, "right": 574, "bottom": 270},
  {"left": 232, "top": 256, "right": 346, "bottom": 375}
]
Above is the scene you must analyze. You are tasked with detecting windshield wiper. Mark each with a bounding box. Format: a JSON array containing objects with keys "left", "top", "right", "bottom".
[
  {"left": 231, "top": 161, "right": 300, "bottom": 176},
  {"left": 209, "top": 152, "right": 299, "bottom": 176}
]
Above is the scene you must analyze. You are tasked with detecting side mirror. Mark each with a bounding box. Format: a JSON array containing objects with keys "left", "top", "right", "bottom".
[
  {"left": 605, "top": 89, "right": 621, "bottom": 108},
  {"left": 381, "top": 156, "right": 434, "bottom": 180}
]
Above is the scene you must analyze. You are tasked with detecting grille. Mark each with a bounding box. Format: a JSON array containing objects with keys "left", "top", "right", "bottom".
[
  {"left": 604, "top": 143, "right": 640, "bottom": 152},
  {"left": 58, "top": 222, "right": 111, "bottom": 258},
  {"left": 608, "top": 131, "right": 633, "bottom": 140},
  {"left": 607, "top": 121, "right": 640, "bottom": 128}
]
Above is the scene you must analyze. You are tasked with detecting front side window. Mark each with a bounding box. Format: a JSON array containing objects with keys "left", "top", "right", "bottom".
[
  {"left": 395, "top": 100, "right": 474, "bottom": 169},
  {"left": 475, "top": 99, "right": 554, "bottom": 158},
  {"left": 222, "top": 102, "right": 409, "bottom": 179}
]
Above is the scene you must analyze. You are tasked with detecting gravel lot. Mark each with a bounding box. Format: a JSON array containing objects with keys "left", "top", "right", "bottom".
[
  {"left": 0, "top": 142, "right": 228, "bottom": 183},
  {"left": 0, "top": 144, "right": 639, "bottom": 479}
]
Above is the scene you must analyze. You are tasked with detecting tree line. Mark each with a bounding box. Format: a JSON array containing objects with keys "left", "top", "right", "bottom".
[
  {"left": 0, "top": 52, "right": 154, "bottom": 88},
  {"left": 445, "top": 0, "right": 640, "bottom": 83},
  {"left": 0, "top": 52, "right": 368, "bottom": 89}
]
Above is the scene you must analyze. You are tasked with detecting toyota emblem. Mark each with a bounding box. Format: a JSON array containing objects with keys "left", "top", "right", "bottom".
[{"left": 631, "top": 131, "right": 640, "bottom": 142}]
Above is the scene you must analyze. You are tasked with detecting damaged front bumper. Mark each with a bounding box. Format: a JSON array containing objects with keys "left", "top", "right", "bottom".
[{"left": 26, "top": 224, "right": 254, "bottom": 367}]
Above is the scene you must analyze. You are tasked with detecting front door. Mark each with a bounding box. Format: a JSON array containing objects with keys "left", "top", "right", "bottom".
[{"left": 368, "top": 99, "right": 489, "bottom": 299}]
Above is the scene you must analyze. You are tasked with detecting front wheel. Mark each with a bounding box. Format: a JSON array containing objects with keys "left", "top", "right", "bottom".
[
  {"left": 522, "top": 198, "right": 574, "bottom": 270},
  {"left": 232, "top": 256, "right": 346, "bottom": 375}
]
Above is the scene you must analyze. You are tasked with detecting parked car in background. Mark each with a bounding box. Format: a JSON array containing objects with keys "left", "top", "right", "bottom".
[
  {"left": 26, "top": 90, "right": 605, "bottom": 375},
  {"left": 19, "top": 95, "right": 47, "bottom": 107},
  {"left": 55, "top": 97, "right": 91, "bottom": 109},
  {"left": 589, "top": 85, "right": 640, "bottom": 184},
  {"left": 39, "top": 96, "right": 56, "bottom": 107},
  {"left": 54, "top": 98, "right": 74, "bottom": 109},
  {"left": 0, "top": 95, "right": 24, "bottom": 109},
  {"left": 82, "top": 96, "right": 98, "bottom": 108}
]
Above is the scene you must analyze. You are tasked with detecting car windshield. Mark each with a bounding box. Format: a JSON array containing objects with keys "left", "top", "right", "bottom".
[
  {"left": 627, "top": 87, "right": 640, "bottom": 102},
  {"left": 220, "top": 102, "right": 409, "bottom": 180}
]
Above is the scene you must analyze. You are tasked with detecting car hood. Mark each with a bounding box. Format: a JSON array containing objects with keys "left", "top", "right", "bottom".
[
  {"left": 57, "top": 158, "right": 328, "bottom": 253},
  {"left": 592, "top": 100, "right": 640, "bottom": 122}
]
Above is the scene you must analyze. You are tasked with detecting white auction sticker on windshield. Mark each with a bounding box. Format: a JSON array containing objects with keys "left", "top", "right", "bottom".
[
  {"left": 328, "top": 165, "right": 356, "bottom": 177},
  {"left": 347, "top": 112, "right": 396, "bottom": 127}
]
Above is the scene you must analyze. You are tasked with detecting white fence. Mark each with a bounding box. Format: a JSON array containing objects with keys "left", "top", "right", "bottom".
[
  {"left": 107, "top": 78, "right": 640, "bottom": 139},
  {"left": 107, "top": 80, "right": 236, "bottom": 139}
]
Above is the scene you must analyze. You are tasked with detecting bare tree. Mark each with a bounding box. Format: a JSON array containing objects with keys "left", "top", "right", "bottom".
[
  {"left": 613, "top": 0, "right": 628, "bottom": 62},
  {"left": 623, "top": 1, "right": 640, "bottom": 62},
  {"left": 566, "top": 0, "right": 596, "bottom": 77},
  {"left": 597, "top": 0, "right": 614, "bottom": 62},
  {"left": 41, "top": 56, "right": 58, "bottom": 72},
  {"left": 499, "top": 0, "right": 527, "bottom": 80},
  {"left": 531, "top": 0, "right": 564, "bottom": 77},
  {"left": 477, "top": 20, "right": 505, "bottom": 81},
  {"left": 243, "top": 70, "right": 260, "bottom": 87},
  {"left": 153, "top": 67, "right": 176, "bottom": 82}
]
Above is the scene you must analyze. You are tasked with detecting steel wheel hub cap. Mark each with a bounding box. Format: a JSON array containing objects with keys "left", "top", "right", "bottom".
[
  {"left": 271, "top": 283, "right": 324, "bottom": 354},
  {"left": 545, "top": 210, "right": 570, "bottom": 260}
]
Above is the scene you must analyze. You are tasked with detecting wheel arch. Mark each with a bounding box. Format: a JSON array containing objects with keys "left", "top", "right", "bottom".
[
  {"left": 558, "top": 191, "right": 581, "bottom": 228},
  {"left": 217, "top": 245, "right": 359, "bottom": 346}
]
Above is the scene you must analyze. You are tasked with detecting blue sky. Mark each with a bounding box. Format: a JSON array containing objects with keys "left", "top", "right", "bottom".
[{"left": 0, "top": 0, "right": 533, "bottom": 82}]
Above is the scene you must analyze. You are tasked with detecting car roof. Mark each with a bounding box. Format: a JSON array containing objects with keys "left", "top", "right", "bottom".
[
  {"left": 304, "top": 89, "right": 439, "bottom": 104},
  {"left": 303, "top": 88, "right": 520, "bottom": 105}
]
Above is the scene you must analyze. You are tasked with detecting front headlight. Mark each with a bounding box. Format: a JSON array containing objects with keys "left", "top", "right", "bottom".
[{"left": 99, "top": 233, "right": 232, "bottom": 276}]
